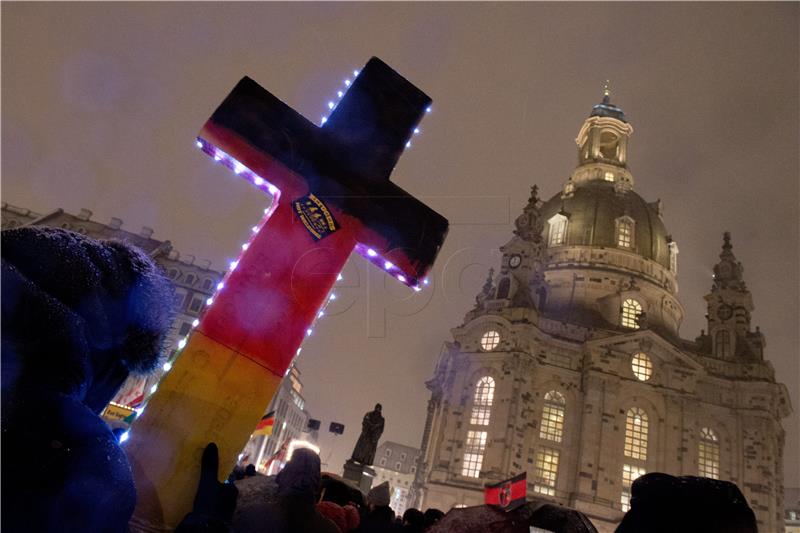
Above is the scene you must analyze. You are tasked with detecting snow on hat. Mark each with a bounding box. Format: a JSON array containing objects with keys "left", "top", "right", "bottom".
[
  {"left": 1, "top": 226, "right": 174, "bottom": 373},
  {"left": 367, "top": 481, "right": 391, "bottom": 507}
]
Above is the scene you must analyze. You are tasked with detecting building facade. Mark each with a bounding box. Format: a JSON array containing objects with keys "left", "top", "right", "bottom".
[
  {"left": 1, "top": 204, "right": 224, "bottom": 423},
  {"left": 411, "top": 93, "right": 792, "bottom": 532},
  {"left": 373, "top": 441, "right": 421, "bottom": 516},
  {"left": 240, "top": 364, "right": 313, "bottom": 474}
]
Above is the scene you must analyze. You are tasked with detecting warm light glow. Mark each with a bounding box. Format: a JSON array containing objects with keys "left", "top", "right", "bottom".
[
  {"left": 548, "top": 214, "right": 568, "bottom": 246},
  {"left": 624, "top": 407, "right": 648, "bottom": 460},
  {"left": 539, "top": 391, "right": 566, "bottom": 443},
  {"left": 461, "top": 430, "right": 487, "bottom": 478},
  {"left": 698, "top": 427, "right": 720, "bottom": 479},
  {"left": 533, "top": 447, "right": 560, "bottom": 496},
  {"left": 604, "top": 171, "right": 615, "bottom": 182},
  {"left": 287, "top": 439, "right": 321, "bottom": 461},
  {"left": 469, "top": 377, "right": 495, "bottom": 426},
  {"left": 621, "top": 299, "right": 642, "bottom": 329},
  {"left": 621, "top": 464, "right": 646, "bottom": 511},
  {"left": 617, "top": 218, "right": 633, "bottom": 248},
  {"left": 631, "top": 352, "right": 653, "bottom": 381},
  {"left": 480, "top": 330, "right": 500, "bottom": 351}
]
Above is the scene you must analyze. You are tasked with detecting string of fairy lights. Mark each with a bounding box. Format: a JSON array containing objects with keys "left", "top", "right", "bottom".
[{"left": 119, "top": 66, "right": 430, "bottom": 444}]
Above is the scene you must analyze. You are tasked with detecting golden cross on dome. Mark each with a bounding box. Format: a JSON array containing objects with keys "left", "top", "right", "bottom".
[{"left": 603, "top": 80, "right": 611, "bottom": 98}]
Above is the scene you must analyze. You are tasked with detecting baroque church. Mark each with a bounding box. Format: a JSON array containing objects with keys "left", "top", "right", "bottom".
[{"left": 411, "top": 91, "right": 792, "bottom": 532}]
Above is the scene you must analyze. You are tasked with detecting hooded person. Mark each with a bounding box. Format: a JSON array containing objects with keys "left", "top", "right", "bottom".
[
  {"left": 1, "top": 226, "right": 174, "bottom": 533},
  {"left": 232, "top": 448, "right": 340, "bottom": 533},
  {"left": 356, "top": 481, "right": 399, "bottom": 533}
]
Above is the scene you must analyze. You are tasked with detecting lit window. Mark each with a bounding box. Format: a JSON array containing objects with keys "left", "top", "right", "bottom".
[
  {"left": 470, "top": 377, "right": 495, "bottom": 426},
  {"left": 621, "top": 464, "right": 647, "bottom": 511},
  {"left": 715, "top": 331, "right": 731, "bottom": 359},
  {"left": 480, "top": 330, "right": 500, "bottom": 351},
  {"left": 621, "top": 299, "right": 642, "bottom": 329},
  {"left": 631, "top": 353, "right": 652, "bottom": 381},
  {"left": 533, "top": 447, "right": 560, "bottom": 496},
  {"left": 539, "top": 391, "right": 566, "bottom": 443},
  {"left": 624, "top": 407, "right": 648, "bottom": 460},
  {"left": 604, "top": 171, "right": 615, "bottom": 182},
  {"left": 668, "top": 241, "right": 679, "bottom": 274},
  {"left": 617, "top": 218, "right": 634, "bottom": 248},
  {"left": 698, "top": 427, "right": 720, "bottom": 479},
  {"left": 548, "top": 214, "right": 568, "bottom": 246},
  {"left": 564, "top": 182, "right": 575, "bottom": 194},
  {"left": 461, "top": 430, "right": 487, "bottom": 478}
]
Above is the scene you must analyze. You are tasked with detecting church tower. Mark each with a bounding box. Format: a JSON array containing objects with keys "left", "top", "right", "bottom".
[
  {"left": 412, "top": 90, "right": 791, "bottom": 532},
  {"left": 700, "top": 232, "right": 765, "bottom": 361}
]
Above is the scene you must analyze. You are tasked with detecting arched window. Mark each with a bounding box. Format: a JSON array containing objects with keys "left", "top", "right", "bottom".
[
  {"left": 185, "top": 274, "right": 196, "bottom": 286},
  {"left": 469, "top": 377, "right": 495, "bottom": 426},
  {"left": 616, "top": 217, "right": 634, "bottom": 248},
  {"left": 534, "top": 391, "right": 566, "bottom": 496},
  {"left": 168, "top": 268, "right": 179, "bottom": 280},
  {"left": 698, "top": 427, "right": 720, "bottom": 479},
  {"left": 539, "top": 391, "right": 566, "bottom": 443},
  {"left": 621, "top": 299, "right": 642, "bottom": 329},
  {"left": 715, "top": 330, "right": 731, "bottom": 359},
  {"left": 203, "top": 278, "right": 213, "bottom": 290},
  {"left": 548, "top": 214, "right": 568, "bottom": 246},
  {"left": 624, "top": 407, "right": 649, "bottom": 460},
  {"left": 621, "top": 407, "right": 649, "bottom": 511}
]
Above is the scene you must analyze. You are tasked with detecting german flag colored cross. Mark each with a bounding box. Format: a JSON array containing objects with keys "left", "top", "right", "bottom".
[{"left": 126, "top": 58, "right": 449, "bottom": 529}]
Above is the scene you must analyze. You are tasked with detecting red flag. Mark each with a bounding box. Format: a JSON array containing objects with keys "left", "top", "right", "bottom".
[{"left": 484, "top": 472, "right": 527, "bottom": 511}]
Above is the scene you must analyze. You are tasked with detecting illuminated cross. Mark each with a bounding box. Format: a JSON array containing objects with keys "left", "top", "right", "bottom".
[{"left": 126, "top": 58, "right": 448, "bottom": 528}]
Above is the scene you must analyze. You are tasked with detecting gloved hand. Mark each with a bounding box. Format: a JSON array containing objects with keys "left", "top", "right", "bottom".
[{"left": 175, "top": 442, "right": 239, "bottom": 533}]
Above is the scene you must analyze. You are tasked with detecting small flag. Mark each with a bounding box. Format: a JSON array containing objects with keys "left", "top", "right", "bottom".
[
  {"left": 485, "top": 472, "right": 527, "bottom": 511},
  {"left": 254, "top": 411, "right": 275, "bottom": 436}
]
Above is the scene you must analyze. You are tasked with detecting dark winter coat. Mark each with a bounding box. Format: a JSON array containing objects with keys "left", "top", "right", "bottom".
[{"left": 1, "top": 227, "right": 173, "bottom": 533}]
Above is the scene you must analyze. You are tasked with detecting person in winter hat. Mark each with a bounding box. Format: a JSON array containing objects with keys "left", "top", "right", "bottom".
[
  {"left": 1, "top": 226, "right": 174, "bottom": 533},
  {"left": 357, "top": 481, "right": 399, "bottom": 532},
  {"left": 233, "top": 448, "right": 339, "bottom": 533}
]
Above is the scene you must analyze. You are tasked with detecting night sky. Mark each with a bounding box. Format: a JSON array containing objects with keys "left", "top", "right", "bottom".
[{"left": 3, "top": 3, "right": 798, "bottom": 488}]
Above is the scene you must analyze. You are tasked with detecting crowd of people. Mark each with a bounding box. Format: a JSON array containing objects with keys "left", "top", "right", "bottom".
[{"left": 1, "top": 226, "right": 760, "bottom": 533}]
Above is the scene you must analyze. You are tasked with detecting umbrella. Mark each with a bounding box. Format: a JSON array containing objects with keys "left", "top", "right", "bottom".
[{"left": 427, "top": 501, "right": 597, "bottom": 533}]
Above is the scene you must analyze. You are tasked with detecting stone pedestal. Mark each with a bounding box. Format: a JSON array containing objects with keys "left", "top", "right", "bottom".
[{"left": 343, "top": 459, "right": 376, "bottom": 494}]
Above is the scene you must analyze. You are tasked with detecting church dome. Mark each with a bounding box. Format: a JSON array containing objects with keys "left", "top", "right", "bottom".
[{"left": 538, "top": 180, "right": 671, "bottom": 268}]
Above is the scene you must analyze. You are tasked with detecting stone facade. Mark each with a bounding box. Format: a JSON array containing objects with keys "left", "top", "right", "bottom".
[
  {"left": 1, "top": 203, "right": 224, "bottom": 417},
  {"left": 411, "top": 94, "right": 792, "bottom": 532}
]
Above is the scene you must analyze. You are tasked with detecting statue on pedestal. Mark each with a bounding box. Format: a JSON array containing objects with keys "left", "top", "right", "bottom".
[{"left": 350, "top": 404, "right": 385, "bottom": 466}]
